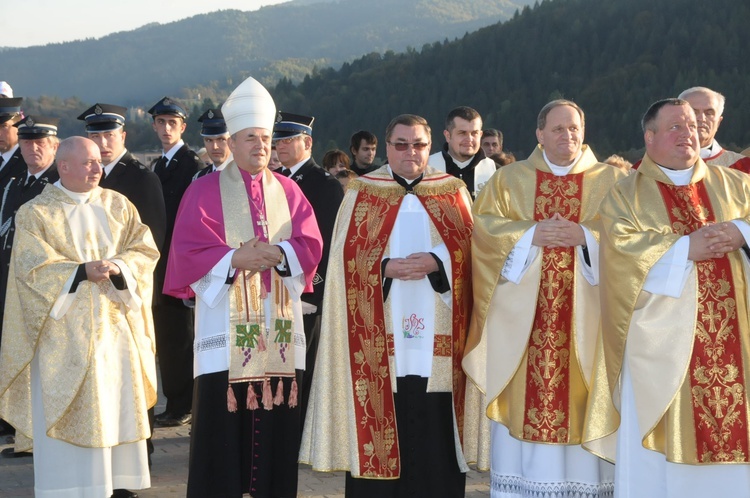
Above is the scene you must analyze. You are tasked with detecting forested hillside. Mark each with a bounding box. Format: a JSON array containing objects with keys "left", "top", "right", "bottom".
[
  {"left": 271, "top": 0, "right": 750, "bottom": 159},
  {"left": 0, "top": 0, "right": 529, "bottom": 103},
  {"left": 12, "top": 0, "right": 749, "bottom": 160}
]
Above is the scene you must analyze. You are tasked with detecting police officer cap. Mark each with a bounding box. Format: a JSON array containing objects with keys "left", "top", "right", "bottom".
[
  {"left": 77, "top": 103, "right": 127, "bottom": 132},
  {"left": 198, "top": 108, "right": 228, "bottom": 137},
  {"left": 273, "top": 112, "right": 314, "bottom": 140},
  {"left": 0, "top": 97, "right": 23, "bottom": 124},
  {"left": 14, "top": 115, "right": 59, "bottom": 139},
  {"left": 147, "top": 96, "right": 187, "bottom": 120}
]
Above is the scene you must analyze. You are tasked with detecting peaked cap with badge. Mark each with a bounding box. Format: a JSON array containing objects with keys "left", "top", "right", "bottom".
[{"left": 77, "top": 103, "right": 127, "bottom": 132}]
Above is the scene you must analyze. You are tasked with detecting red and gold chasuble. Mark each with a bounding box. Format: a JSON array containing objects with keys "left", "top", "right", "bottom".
[
  {"left": 657, "top": 181, "right": 750, "bottom": 462},
  {"left": 523, "top": 171, "right": 584, "bottom": 443},
  {"left": 342, "top": 181, "right": 473, "bottom": 478}
]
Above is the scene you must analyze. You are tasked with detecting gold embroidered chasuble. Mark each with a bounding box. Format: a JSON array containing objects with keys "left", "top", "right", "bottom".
[
  {"left": 583, "top": 155, "right": 750, "bottom": 464},
  {"left": 0, "top": 185, "right": 159, "bottom": 451},
  {"left": 299, "top": 166, "right": 473, "bottom": 478},
  {"left": 463, "top": 145, "right": 623, "bottom": 447}
]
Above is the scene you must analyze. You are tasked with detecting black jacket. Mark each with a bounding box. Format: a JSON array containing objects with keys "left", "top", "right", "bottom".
[
  {"left": 101, "top": 151, "right": 167, "bottom": 250},
  {"left": 0, "top": 147, "right": 27, "bottom": 190},
  {"left": 288, "top": 158, "right": 344, "bottom": 307}
]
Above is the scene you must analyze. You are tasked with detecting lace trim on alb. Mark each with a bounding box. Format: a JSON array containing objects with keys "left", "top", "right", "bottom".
[
  {"left": 491, "top": 472, "right": 614, "bottom": 498},
  {"left": 195, "top": 333, "right": 228, "bottom": 354}
]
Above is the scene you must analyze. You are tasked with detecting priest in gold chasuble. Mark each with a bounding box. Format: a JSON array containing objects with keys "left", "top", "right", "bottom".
[
  {"left": 583, "top": 99, "right": 750, "bottom": 497},
  {"left": 0, "top": 137, "right": 159, "bottom": 496},
  {"left": 463, "top": 100, "right": 622, "bottom": 497},
  {"left": 300, "top": 114, "right": 475, "bottom": 498}
]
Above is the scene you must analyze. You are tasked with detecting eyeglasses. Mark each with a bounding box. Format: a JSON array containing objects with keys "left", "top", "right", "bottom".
[
  {"left": 387, "top": 141, "right": 430, "bottom": 151},
  {"left": 274, "top": 136, "right": 300, "bottom": 145}
]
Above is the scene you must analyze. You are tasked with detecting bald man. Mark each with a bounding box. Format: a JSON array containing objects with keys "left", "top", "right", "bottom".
[{"left": 0, "top": 137, "right": 159, "bottom": 496}]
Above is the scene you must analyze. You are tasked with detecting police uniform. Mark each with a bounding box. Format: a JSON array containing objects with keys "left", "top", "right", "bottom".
[
  {"left": 273, "top": 112, "right": 344, "bottom": 428},
  {"left": 77, "top": 103, "right": 167, "bottom": 249},
  {"left": 148, "top": 97, "right": 202, "bottom": 426},
  {"left": 192, "top": 108, "right": 231, "bottom": 181},
  {"left": 0, "top": 98, "right": 27, "bottom": 189},
  {"left": 0, "top": 116, "right": 59, "bottom": 358}
]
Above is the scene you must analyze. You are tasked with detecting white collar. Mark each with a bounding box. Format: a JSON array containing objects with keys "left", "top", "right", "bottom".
[
  {"left": 162, "top": 140, "right": 185, "bottom": 161},
  {"left": 0, "top": 144, "right": 18, "bottom": 165},
  {"left": 103, "top": 149, "right": 128, "bottom": 176},
  {"left": 54, "top": 180, "right": 93, "bottom": 204},
  {"left": 286, "top": 155, "right": 310, "bottom": 176},
  {"left": 542, "top": 150, "right": 580, "bottom": 176},
  {"left": 700, "top": 139, "right": 722, "bottom": 159},
  {"left": 658, "top": 164, "right": 695, "bottom": 186}
]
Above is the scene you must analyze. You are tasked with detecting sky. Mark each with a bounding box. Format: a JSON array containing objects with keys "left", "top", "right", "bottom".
[{"left": 1, "top": 0, "right": 290, "bottom": 48}]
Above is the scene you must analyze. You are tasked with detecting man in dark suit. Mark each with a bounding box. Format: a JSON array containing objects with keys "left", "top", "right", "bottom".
[
  {"left": 0, "top": 98, "right": 27, "bottom": 189},
  {"left": 273, "top": 112, "right": 344, "bottom": 428},
  {"left": 78, "top": 103, "right": 166, "bottom": 249},
  {"left": 148, "top": 97, "right": 203, "bottom": 427},
  {"left": 193, "top": 108, "right": 232, "bottom": 181},
  {"left": 0, "top": 116, "right": 60, "bottom": 452}
]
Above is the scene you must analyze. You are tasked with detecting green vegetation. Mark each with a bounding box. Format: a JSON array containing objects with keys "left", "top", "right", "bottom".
[
  {"left": 7, "top": 0, "right": 749, "bottom": 160},
  {"left": 269, "top": 0, "right": 750, "bottom": 160}
]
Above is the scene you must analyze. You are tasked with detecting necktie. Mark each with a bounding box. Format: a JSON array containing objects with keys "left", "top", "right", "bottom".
[
  {"left": 0, "top": 156, "right": 4, "bottom": 170},
  {"left": 280, "top": 168, "right": 292, "bottom": 177},
  {"left": 154, "top": 156, "right": 168, "bottom": 175},
  {"left": 24, "top": 175, "right": 36, "bottom": 188}
]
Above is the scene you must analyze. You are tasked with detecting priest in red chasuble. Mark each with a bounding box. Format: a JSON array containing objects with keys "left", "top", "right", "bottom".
[
  {"left": 300, "top": 114, "right": 475, "bottom": 497},
  {"left": 584, "top": 98, "right": 750, "bottom": 497},
  {"left": 463, "top": 100, "right": 623, "bottom": 497}
]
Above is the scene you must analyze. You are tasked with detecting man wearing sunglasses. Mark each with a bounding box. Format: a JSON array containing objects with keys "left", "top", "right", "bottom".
[
  {"left": 302, "top": 114, "right": 476, "bottom": 497},
  {"left": 464, "top": 100, "right": 623, "bottom": 497},
  {"left": 429, "top": 106, "right": 497, "bottom": 199}
]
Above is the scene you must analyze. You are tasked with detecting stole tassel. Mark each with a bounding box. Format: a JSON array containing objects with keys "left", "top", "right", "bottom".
[
  {"left": 227, "top": 384, "right": 238, "bottom": 413},
  {"left": 288, "top": 377, "right": 298, "bottom": 408},
  {"left": 262, "top": 377, "right": 273, "bottom": 410},
  {"left": 246, "top": 382, "right": 259, "bottom": 410},
  {"left": 273, "top": 376, "right": 284, "bottom": 406}
]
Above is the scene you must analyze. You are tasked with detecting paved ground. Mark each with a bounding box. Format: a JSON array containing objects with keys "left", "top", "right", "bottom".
[{"left": 0, "top": 367, "right": 490, "bottom": 497}]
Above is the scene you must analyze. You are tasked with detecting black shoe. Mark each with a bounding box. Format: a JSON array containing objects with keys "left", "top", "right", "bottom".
[
  {"left": 154, "top": 411, "right": 191, "bottom": 427},
  {"left": 111, "top": 490, "right": 138, "bottom": 498},
  {"left": 1, "top": 447, "right": 32, "bottom": 458},
  {"left": 154, "top": 410, "right": 174, "bottom": 423}
]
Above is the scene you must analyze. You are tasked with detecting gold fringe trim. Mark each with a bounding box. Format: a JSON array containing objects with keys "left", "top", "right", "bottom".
[{"left": 349, "top": 174, "right": 466, "bottom": 198}]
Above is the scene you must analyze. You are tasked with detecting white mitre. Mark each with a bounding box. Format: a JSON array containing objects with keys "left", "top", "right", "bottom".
[{"left": 222, "top": 76, "right": 277, "bottom": 135}]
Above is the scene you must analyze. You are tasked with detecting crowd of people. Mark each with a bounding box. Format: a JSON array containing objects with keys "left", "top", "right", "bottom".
[{"left": 1, "top": 76, "right": 750, "bottom": 498}]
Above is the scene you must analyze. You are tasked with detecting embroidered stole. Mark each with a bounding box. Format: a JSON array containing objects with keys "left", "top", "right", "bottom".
[
  {"left": 342, "top": 182, "right": 472, "bottom": 478},
  {"left": 220, "top": 164, "right": 295, "bottom": 386},
  {"left": 657, "top": 181, "right": 749, "bottom": 462},
  {"left": 523, "top": 170, "right": 584, "bottom": 443}
]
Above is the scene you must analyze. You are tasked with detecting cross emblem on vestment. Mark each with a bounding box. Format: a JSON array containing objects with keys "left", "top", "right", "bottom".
[
  {"left": 540, "top": 349, "right": 556, "bottom": 379},
  {"left": 702, "top": 301, "right": 722, "bottom": 334},
  {"left": 708, "top": 385, "right": 729, "bottom": 418},
  {"left": 542, "top": 270, "right": 560, "bottom": 301}
]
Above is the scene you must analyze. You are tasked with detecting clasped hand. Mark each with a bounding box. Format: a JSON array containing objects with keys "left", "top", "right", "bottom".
[
  {"left": 532, "top": 213, "right": 586, "bottom": 248},
  {"left": 231, "top": 238, "right": 283, "bottom": 273},
  {"left": 688, "top": 222, "right": 744, "bottom": 261},
  {"left": 383, "top": 252, "right": 438, "bottom": 281},
  {"left": 85, "top": 259, "right": 121, "bottom": 282}
]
